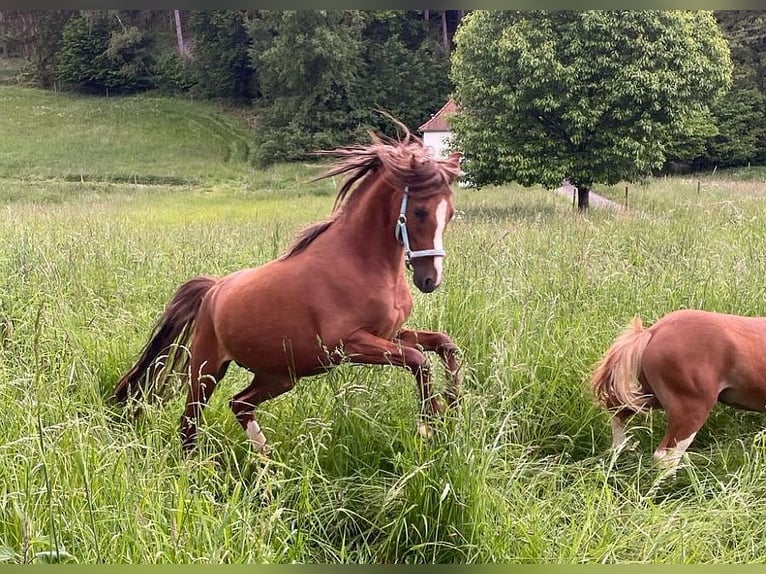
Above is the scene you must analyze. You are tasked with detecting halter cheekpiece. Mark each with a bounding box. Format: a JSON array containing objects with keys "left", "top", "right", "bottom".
[{"left": 395, "top": 186, "right": 446, "bottom": 266}]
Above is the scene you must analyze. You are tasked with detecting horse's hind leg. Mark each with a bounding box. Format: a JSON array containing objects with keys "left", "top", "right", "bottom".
[
  {"left": 179, "top": 321, "right": 229, "bottom": 452},
  {"left": 180, "top": 357, "right": 229, "bottom": 452},
  {"left": 230, "top": 372, "right": 294, "bottom": 454}
]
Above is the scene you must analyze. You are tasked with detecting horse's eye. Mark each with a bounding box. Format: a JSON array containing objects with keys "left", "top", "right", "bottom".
[{"left": 414, "top": 207, "right": 428, "bottom": 221}]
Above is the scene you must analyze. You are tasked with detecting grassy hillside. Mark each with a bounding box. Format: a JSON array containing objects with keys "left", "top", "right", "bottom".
[
  {"left": 0, "top": 86, "right": 256, "bottom": 183},
  {"left": 4, "top": 86, "right": 766, "bottom": 563}
]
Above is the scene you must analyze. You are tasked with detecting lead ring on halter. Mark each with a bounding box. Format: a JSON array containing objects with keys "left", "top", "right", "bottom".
[{"left": 395, "top": 186, "right": 447, "bottom": 267}]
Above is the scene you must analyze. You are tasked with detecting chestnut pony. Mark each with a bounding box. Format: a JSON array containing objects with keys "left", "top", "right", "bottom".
[
  {"left": 591, "top": 309, "right": 766, "bottom": 473},
  {"left": 113, "top": 125, "right": 462, "bottom": 453}
]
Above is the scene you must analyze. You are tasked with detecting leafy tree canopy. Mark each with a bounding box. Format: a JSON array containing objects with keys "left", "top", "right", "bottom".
[{"left": 450, "top": 10, "right": 733, "bottom": 194}]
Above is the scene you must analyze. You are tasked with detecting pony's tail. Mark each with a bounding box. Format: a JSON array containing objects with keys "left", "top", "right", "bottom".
[
  {"left": 113, "top": 276, "right": 219, "bottom": 406},
  {"left": 590, "top": 316, "right": 655, "bottom": 415}
]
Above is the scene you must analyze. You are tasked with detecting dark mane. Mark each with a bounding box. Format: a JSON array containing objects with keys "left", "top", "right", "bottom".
[
  {"left": 280, "top": 116, "right": 460, "bottom": 260},
  {"left": 280, "top": 219, "right": 335, "bottom": 260}
]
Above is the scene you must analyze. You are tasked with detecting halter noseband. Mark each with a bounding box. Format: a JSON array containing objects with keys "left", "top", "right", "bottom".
[{"left": 395, "top": 186, "right": 446, "bottom": 266}]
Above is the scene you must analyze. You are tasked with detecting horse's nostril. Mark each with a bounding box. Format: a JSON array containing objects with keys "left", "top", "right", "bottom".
[{"left": 424, "top": 277, "right": 434, "bottom": 290}]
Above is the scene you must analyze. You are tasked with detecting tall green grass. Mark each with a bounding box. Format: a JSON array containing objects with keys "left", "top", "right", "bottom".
[{"left": 3, "top": 86, "right": 766, "bottom": 563}]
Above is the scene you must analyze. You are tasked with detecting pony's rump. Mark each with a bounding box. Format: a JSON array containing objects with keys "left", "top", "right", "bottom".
[
  {"left": 591, "top": 309, "right": 766, "bottom": 472},
  {"left": 590, "top": 316, "right": 655, "bottom": 414}
]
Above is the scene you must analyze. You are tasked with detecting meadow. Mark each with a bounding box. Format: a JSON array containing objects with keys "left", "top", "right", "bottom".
[{"left": 4, "top": 86, "right": 766, "bottom": 562}]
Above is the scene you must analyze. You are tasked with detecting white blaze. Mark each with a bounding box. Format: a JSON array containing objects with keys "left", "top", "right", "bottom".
[{"left": 432, "top": 199, "right": 448, "bottom": 285}]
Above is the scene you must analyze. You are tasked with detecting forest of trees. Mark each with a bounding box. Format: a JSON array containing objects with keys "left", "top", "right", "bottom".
[{"left": 0, "top": 10, "right": 764, "bottom": 172}]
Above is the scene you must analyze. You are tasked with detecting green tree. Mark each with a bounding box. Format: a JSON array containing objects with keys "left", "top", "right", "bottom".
[
  {"left": 704, "top": 11, "right": 766, "bottom": 168},
  {"left": 187, "top": 10, "right": 254, "bottom": 100},
  {"left": 360, "top": 11, "right": 452, "bottom": 136},
  {"left": 55, "top": 11, "right": 153, "bottom": 93},
  {"left": 249, "top": 10, "right": 368, "bottom": 164},
  {"left": 450, "top": 11, "right": 733, "bottom": 208},
  {"left": 703, "top": 74, "right": 766, "bottom": 169},
  {"left": 248, "top": 10, "right": 455, "bottom": 165},
  {"left": 31, "top": 11, "right": 76, "bottom": 88}
]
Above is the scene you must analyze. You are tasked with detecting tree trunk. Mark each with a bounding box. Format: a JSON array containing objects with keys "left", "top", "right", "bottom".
[
  {"left": 173, "top": 10, "right": 187, "bottom": 59},
  {"left": 22, "top": 12, "right": 33, "bottom": 59},
  {"left": 0, "top": 12, "right": 6, "bottom": 58},
  {"left": 577, "top": 185, "right": 590, "bottom": 210},
  {"left": 441, "top": 11, "right": 449, "bottom": 53}
]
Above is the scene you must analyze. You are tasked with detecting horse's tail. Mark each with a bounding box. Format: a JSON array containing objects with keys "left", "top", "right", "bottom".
[
  {"left": 590, "top": 316, "right": 655, "bottom": 414},
  {"left": 113, "top": 276, "right": 219, "bottom": 405}
]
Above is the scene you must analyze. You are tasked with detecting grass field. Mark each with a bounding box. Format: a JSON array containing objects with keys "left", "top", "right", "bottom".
[{"left": 4, "top": 85, "right": 766, "bottom": 563}]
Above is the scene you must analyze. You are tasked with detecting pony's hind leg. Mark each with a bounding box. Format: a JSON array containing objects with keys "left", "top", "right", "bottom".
[
  {"left": 610, "top": 411, "right": 630, "bottom": 452},
  {"left": 230, "top": 372, "right": 295, "bottom": 454},
  {"left": 653, "top": 395, "right": 716, "bottom": 476},
  {"left": 610, "top": 390, "right": 661, "bottom": 454}
]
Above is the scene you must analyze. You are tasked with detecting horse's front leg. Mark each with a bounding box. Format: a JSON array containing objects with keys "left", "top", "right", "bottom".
[
  {"left": 396, "top": 329, "right": 462, "bottom": 409},
  {"left": 340, "top": 331, "right": 440, "bottom": 438}
]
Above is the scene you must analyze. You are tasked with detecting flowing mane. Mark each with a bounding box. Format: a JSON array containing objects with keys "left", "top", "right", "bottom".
[{"left": 281, "top": 119, "right": 460, "bottom": 260}]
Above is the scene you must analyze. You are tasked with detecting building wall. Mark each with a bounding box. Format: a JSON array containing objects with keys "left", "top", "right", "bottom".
[{"left": 423, "top": 131, "right": 452, "bottom": 160}]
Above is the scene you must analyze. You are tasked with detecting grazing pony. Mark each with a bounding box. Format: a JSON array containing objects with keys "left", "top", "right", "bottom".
[
  {"left": 591, "top": 309, "right": 766, "bottom": 472},
  {"left": 113, "top": 123, "right": 463, "bottom": 454}
]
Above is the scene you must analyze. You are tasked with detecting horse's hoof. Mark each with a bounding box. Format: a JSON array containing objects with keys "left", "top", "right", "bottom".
[{"left": 417, "top": 422, "right": 434, "bottom": 439}]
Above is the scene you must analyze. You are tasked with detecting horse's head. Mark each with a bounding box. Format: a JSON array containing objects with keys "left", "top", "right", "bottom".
[
  {"left": 396, "top": 151, "right": 461, "bottom": 293},
  {"left": 308, "top": 119, "right": 462, "bottom": 293}
]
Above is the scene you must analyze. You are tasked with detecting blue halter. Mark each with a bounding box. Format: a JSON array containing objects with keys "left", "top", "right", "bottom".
[{"left": 394, "top": 186, "right": 446, "bottom": 265}]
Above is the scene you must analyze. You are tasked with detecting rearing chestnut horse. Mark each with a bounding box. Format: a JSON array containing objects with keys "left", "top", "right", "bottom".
[{"left": 113, "top": 124, "right": 462, "bottom": 453}]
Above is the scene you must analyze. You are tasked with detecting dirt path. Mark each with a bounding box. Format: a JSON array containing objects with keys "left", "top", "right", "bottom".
[{"left": 556, "top": 180, "right": 624, "bottom": 210}]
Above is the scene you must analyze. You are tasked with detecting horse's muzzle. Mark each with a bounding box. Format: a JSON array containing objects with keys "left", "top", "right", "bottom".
[{"left": 412, "top": 263, "right": 441, "bottom": 293}]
